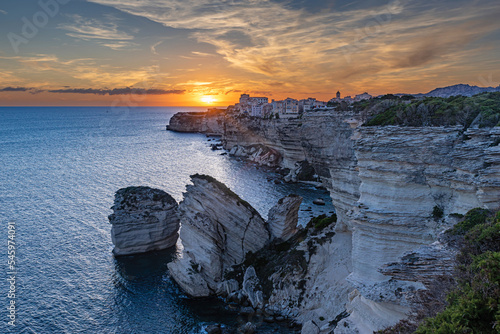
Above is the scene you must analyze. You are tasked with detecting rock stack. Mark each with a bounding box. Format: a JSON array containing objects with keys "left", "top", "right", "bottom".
[
  {"left": 267, "top": 194, "right": 302, "bottom": 241},
  {"left": 109, "top": 186, "right": 180, "bottom": 256},
  {"left": 167, "top": 174, "right": 271, "bottom": 297}
]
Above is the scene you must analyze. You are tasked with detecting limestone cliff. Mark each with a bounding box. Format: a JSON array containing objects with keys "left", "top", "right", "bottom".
[
  {"left": 339, "top": 126, "right": 500, "bottom": 331},
  {"left": 109, "top": 187, "right": 180, "bottom": 256},
  {"left": 166, "top": 110, "right": 500, "bottom": 333},
  {"left": 167, "top": 174, "right": 270, "bottom": 297},
  {"left": 167, "top": 110, "right": 225, "bottom": 135},
  {"left": 222, "top": 116, "right": 499, "bottom": 333}
]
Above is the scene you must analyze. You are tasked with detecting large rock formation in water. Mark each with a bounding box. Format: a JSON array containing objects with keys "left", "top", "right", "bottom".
[
  {"left": 167, "top": 174, "right": 270, "bottom": 297},
  {"left": 109, "top": 187, "right": 180, "bottom": 256}
]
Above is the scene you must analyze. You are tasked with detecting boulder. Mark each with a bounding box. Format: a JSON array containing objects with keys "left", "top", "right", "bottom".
[
  {"left": 242, "top": 266, "right": 264, "bottom": 309},
  {"left": 301, "top": 321, "right": 320, "bottom": 334},
  {"left": 267, "top": 195, "right": 303, "bottom": 241},
  {"left": 241, "top": 322, "right": 256, "bottom": 334},
  {"left": 109, "top": 187, "right": 179, "bottom": 256},
  {"left": 229, "top": 145, "right": 248, "bottom": 157}
]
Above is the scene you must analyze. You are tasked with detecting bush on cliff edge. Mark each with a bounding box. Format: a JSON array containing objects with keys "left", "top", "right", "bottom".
[
  {"left": 377, "top": 208, "right": 500, "bottom": 334},
  {"left": 416, "top": 209, "right": 500, "bottom": 334}
]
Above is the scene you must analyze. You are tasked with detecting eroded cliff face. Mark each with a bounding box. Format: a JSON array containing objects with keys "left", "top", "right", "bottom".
[
  {"left": 167, "top": 111, "right": 225, "bottom": 135},
  {"left": 223, "top": 114, "right": 499, "bottom": 333},
  {"left": 166, "top": 111, "right": 500, "bottom": 333},
  {"left": 167, "top": 174, "right": 270, "bottom": 297},
  {"left": 340, "top": 126, "right": 500, "bottom": 332},
  {"left": 222, "top": 112, "right": 361, "bottom": 225}
]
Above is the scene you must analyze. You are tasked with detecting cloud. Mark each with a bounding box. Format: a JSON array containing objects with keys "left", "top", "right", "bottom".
[
  {"left": 86, "top": 0, "right": 500, "bottom": 95},
  {"left": 0, "top": 87, "right": 185, "bottom": 95},
  {"left": 0, "top": 54, "right": 165, "bottom": 88},
  {"left": 0, "top": 86, "right": 43, "bottom": 94},
  {"left": 225, "top": 89, "right": 242, "bottom": 95},
  {"left": 59, "top": 14, "right": 137, "bottom": 50},
  {"left": 0, "top": 87, "right": 30, "bottom": 92},
  {"left": 100, "top": 41, "right": 138, "bottom": 50},
  {"left": 191, "top": 51, "right": 215, "bottom": 57},
  {"left": 47, "top": 88, "right": 185, "bottom": 95},
  {"left": 151, "top": 41, "right": 163, "bottom": 55},
  {"left": 177, "top": 81, "right": 213, "bottom": 86},
  {"left": 0, "top": 9, "right": 7, "bottom": 15}
]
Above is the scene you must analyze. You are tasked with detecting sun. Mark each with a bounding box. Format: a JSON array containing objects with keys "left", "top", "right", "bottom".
[{"left": 200, "top": 96, "right": 217, "bottom": 104}]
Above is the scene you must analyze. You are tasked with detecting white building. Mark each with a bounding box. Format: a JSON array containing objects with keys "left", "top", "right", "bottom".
[
  {"left": 239, "top": 94, "right": 250, "bottom": 105},
  {"left": 271, "top": 100, "right": 284, "bottom": 115},
  {"left": 251, "top": 104, "right": 263, "bottom": 117},
  {"left": 250, "top": 96, "right": 269, "bottom": 104},
  {"left": 237, "top": 94, "right": 270, "bottom": 117},
  {"left": 282, "top": 98, "right": 299, "bottom": 118}
]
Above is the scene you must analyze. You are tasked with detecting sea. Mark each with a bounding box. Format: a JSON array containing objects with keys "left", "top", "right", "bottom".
[{"left": 0, "top": 107, "right": 334, "bottom": 333}]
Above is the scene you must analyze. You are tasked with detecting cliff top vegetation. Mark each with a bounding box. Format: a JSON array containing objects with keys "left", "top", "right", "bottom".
[{"left": 361, "top": 92, "right": 500, "bottom": 128}]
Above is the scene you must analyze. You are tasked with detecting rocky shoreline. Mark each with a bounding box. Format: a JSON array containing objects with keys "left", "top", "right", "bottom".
[
  {"left": 109, "top": 175, "right": 327, "bottom": 333},
  {"left": 161, "top": 109, "right": 499, "bottom": 333}
]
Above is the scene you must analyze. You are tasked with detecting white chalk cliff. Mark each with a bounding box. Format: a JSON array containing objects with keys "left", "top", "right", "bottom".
[
  {"left": 167, "top": 174, "right": 270, "bottom": 297},
  {"left": 165, "top": 112, "right": 500, "bottom": 333}
]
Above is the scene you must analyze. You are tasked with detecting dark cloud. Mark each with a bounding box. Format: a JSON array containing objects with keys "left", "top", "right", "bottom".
[
  {"left": 0, "top": 87, "right": 30, "bottom": 92},
  {"left": 225, "top": 89, "right": 243, "bottom": 95},
  {"left": 0, "top": 87, "right": 185, "bottom": 95},
  {"left": 47, "top": 88, "right": 186, "bottom": 95},
  {"left": 270, "top": 0, "right": 390, "bottom": 13},
  {"left": 0, "top": 87, "right": 43, "bottom": 94}
]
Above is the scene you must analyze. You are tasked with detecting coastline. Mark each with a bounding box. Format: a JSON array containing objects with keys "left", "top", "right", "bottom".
[{"left": 164, "top": 108, "right": 500, "bottom": 333}]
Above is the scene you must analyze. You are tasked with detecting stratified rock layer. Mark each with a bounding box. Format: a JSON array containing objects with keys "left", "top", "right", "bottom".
[
  {"left": 343, "top": 126, "right": 500, "bottom": 332},
  {"left": 267, "top": 195, "right": 302, "bottom": 241},
  {"left": 167, "top": 174, "right": 270, "bottom": 297},
  {"left": 167, "top": 111, "right": 224, "bottom": 135},
  {"left": 109, "top": 187, "right": 179, "bottom": 256},
  {"left": 165, "top": 110, "right": 500, "bottom": 333}
]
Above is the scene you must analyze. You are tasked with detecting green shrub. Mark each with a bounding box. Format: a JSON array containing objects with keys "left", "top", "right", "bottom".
[
  {"left": 363, "top": 92, "right": 500, "bottom": 128},
  {"left": 416, "top": 251, "right": 500, "bottom": 334},
  {"left": 448, "top": 208, "right": 491, "bottom": 235},
  {"left": 306, "top": 214, "right": 337, "bottom": 230},
  {"left": 416, "top": 209, "right": 500, "bottom": 334},
  {"left": 432, "top": 205, "right": 444, "bottom": 220}
]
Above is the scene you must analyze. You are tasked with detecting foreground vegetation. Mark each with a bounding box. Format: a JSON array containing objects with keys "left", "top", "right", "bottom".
[
  {"left": 358, "top": 92, "right": 500, "bottom": 128},
  {"left": 378, "top": 208, "right": 500, "bottom": 334},
  {"left": 416, "top": 209, "right": 500, "bottom": 333}
]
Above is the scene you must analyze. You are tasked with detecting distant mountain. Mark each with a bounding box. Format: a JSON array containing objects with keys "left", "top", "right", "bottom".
[{"left": 420, "top": 84, "right": 500, "bottom": 98}]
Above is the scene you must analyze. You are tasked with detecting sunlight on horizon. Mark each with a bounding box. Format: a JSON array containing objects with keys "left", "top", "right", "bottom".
[{"left": 200, "top": 96, "right": 217, "bottom": 105}]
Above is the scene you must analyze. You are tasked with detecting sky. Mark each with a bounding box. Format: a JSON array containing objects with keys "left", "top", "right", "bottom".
[{"left": 0, "top": 0, "right": 499, "bottom": 106}]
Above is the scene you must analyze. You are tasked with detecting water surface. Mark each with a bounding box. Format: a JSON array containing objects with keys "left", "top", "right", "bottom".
[{"left": 0, "top": 107, "right": 333, "bottom": 333}]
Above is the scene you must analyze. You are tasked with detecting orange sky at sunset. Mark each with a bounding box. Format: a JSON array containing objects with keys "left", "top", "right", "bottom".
[{"left": 1, "top": 0, "right": 499, "bottom": 106}]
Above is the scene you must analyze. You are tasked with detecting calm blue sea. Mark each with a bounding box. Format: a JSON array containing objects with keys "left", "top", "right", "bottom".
[{"left": 0, "top": 107, "right": 333, "bottom": 333}]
